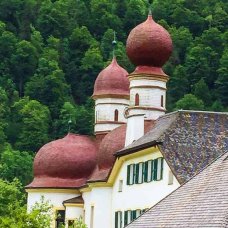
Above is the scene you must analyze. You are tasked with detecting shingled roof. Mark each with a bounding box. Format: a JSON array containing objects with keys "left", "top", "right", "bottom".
[
  {"left": 116, "top": 110, "right": 228, "bottom": 184},
  {"left": 127, "top": 151, "right": 228, "bottom": 228}
]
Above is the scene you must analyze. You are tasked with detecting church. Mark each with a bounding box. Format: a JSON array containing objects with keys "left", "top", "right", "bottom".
[{"left": 26, "top": 12, "right": 228, "bottom": 228}]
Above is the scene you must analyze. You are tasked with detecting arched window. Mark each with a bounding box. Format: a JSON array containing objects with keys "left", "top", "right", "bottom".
[
  {"left": 161, "top": 95, "right": 164, "bottom": 107},
  {"left": 135, "top": 93, "right": 139, "bottom": 106},
  {"left": 114, "top": 109, "right": 119, "bottom": 122}
]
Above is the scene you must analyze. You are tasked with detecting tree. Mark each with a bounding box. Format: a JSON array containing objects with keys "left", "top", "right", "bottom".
[
  {"left": 193, "top": 78, "right": 211, "bottom": 106},
  {"left": 175, "top": 94, "right": 205, "bottom": 110},
  {"left": 12, "top": 98, "right": 51, "bottom": 152},
  {"left": 69, "top": 217, "right": 87, "bottom": 228},
  {"left": 0, "top": 144, "right": 33, "bottom": 185}
]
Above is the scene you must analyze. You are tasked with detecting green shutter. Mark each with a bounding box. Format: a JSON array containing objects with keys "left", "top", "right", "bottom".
[
  {"left": 115, "top": 212, "right": 118, "bottom": 228},
  {"left": 120, "top": 211, "right": 122, "bottom": 228},
  {"left": 148, "top": 160, "right": 154, "bottom": 182},
  {"left": 131, "top": 210, "right": 137, "bottom": 220},
  {"left": 127, "top": 165, "right": 130, "bottom": 185},
  {"left": 157, "top": 158, "right": 164, "bottom": 181},
  {"left": 135, "top": 163, "right": 139, "bottom": 184},
  {"left": 144, "top": 161, "right": 148, "bottom": 182},
  {"left": 124, "top": 211, "right": 128, "bottom": 226},
  {"left": 153, "top": 159, "right": 158, "bottom": 181},
  {"left": 161, "top": 158, "right": 164, "bottom": 180}
]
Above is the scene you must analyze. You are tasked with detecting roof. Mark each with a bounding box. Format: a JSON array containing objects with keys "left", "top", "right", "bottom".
[
  {"left": 117, "top": 110, "right": 228, "bottom": 184},
  {"left": 63, "top": 196, "right": 84, "bottom": 205},
  {"left": 127, "top": 151, "right": 228, "bottom": 228}
]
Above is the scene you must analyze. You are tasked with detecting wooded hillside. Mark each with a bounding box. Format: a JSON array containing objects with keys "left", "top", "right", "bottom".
[{"left": 0, "top": 0, "right": 227, "bottom": 187}]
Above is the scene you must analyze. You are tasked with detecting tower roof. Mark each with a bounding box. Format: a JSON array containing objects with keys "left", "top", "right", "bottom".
[
  {"left": 126, "top": 14, "right": 172, "bottom": 71},
  {"left": 93, "top": 57, "right": 129, "bottom": 99}
]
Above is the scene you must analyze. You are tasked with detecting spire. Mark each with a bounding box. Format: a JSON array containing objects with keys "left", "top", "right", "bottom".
[
  {"left": 112, "top": 31, "right": 117, "bottom": 58},
  {"left": 148, "top": 0, "right": 152, "bottom": 16}
]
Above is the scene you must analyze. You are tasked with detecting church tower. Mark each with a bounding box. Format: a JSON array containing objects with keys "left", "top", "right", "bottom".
[
  {"left": 92, "top": 38, "right": 130, "bottom": 136},
  {"left": 125, "top": 12, "right": 173, "bottom": 120}
]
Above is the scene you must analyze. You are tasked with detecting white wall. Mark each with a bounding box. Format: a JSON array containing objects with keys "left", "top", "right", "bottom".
[
  {"left": 128, "top": 79, "right": 166, "bottom": 120},
  {"left": 65, "top": 206, "right": 83, "bottom": 221},
  {"left": 94, "top": 98, "right": 129, "bottom": 133},
  {"left": 83, "top": 187, "right": 112, "bottom": 228},
  {"left": 27, "top": 191, "right": 80, "bottom": 228},
  {"left": 111, "top": 149, "right": 180, "bottom": 228}
]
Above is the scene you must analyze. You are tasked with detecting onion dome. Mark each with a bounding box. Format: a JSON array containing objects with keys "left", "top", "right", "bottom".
[
  {"left": 26, "top": 133, "right": 97, "bottom": 188},
  {"left": 126, "top": 14, "right": 173, "bottom": 72},
  {"left": 93, "top": 57, "right": 129, "bottom": 99}
]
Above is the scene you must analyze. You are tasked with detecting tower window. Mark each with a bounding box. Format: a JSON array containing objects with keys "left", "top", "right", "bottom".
[
  {"left": 135, "top": 93, "right": 139, "bottom": 106},
  {"left": 161, "top": 95, "right": 164, "bottom": 107},
  {"left": 114, "top": 109, "right": 119, "bottom": 122}
]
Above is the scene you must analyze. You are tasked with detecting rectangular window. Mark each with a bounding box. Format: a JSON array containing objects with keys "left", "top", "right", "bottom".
[
  {"left": 146, "top": 160, "right": 153, "bottom": 182},
  {"left": 115, "top": 211, "right": 122, "bottom": 228},
  {"left": 156, "top": 158, "right": 164, "bottom": 181},
  {"left": 124, "top": 210, "right": 131, "bottom": 226},
  {"left": 153, "top": 158, "right": 158, "bottom": 180},
  {"left": 118, "top": 180, "right": 123, "bottom": 192},
  {"left": 168, "top": 170, "right": 174, "bottom": 185},
  {"left": 127, "top": 164, "right": 135, "bottom": 185},
  {"left": 56, "top": 210, "right": 65, "bottom": 228},
  {"left": 90, "top": 206, "right": 94, "bottom": 228},
  {"left": 136, "top": 209, "right": 141, "bottom": 218}
]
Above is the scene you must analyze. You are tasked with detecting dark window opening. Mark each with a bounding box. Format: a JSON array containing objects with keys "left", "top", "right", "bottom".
[
  {"left": 135, "top": 93, "right": 139, "bottom": 106},
  {"left": 161, "top": 95, "right": 164, "bottom": 107},
  {"left": 56, "top": 210, "right": 65, "bottom": 228},
  {"left": 114, "top": 109, "right": 119, "bottom": 122}
]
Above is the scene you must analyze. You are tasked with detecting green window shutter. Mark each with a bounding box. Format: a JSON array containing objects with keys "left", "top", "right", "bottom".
[
  {"left": 135, "top": 163, "right": 139, "bottom": 184},
  {"left": 132, "top": 210, "right": 137, "bottom": 220},
  {"left": 127, "top": 165, "right": 130, "bottom": 185},
  {"left": 115, "top": 212, "right": 118, "bottom": 228},
  {"left": 124, "top": 211, "right": 128, "bottom": 226},
  {"left": 120, "top": 211, "right": 122, "bottom": 228},
  {"left": 144, "top": 161, "right": 148, "bottom": 182},
  {"left": 153, "top": 159, "right": 158, "bottom": 181}
]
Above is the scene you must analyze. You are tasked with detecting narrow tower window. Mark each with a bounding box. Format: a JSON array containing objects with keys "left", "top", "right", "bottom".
[
  {"left": 114, "top": 109, "right": 119, "bottom": 122},
  {"left": 135, "top": 93, "right": 139, "bottom": 106},
  {"left": 161, "top": 95, "right": 164, "bottom": 107}
]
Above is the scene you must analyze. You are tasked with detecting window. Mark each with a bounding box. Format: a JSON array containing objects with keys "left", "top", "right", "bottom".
[
  {"left": 135, "top": 162, "right": 144, "bottom": 184},
  {"left": 127, "top": 164, "right": 135, "bottom": 185},
  {"left": 115, "top": 211, "right": 122, "bottom": 228},
  {"left": 136, "top": 209, "right": 141, "bottom": 217},
  {"left": 124, "top": 210, "right": 131, "bottom": 226},
  {"left": 118, "top": 180, "right": 123, "bottom": 192},
  {"left": 68, "top": 220, "right": 75, "bottom": 227},
  {"left": 168, "top": 170, "right": 174, "bottom": 185},
  {"left": 90, "top": 206, "right": 94, "bottom": 228},
  {"left": 161, "top": 95, "right": 164, "bottom": 107},
  {"left": 127, "top": 158, "right": 164, "bottom": 185},
  {"left": 155, "top": 158, "right": 164, "bottom": 181},
  {"left": 135, "top": 93, "right": 139, "bottom": 106},
  {"left": 114, "top": 109, "right": 119, "bottom": 122},
  {"left": 55, "top": 210, "right": 65, "bottom": 228}
]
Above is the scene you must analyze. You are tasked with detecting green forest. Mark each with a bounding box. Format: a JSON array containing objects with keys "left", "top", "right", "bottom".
[{"left": 0, "top": 0, "right": 227, "bottom": 225}]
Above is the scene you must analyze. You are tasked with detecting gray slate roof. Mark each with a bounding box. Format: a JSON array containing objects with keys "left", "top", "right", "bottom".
[
  {"left": 117, "top": 110, "right": 228, "bottom": 184},
  {"left": 127, "top": 151, "right": 228, "bottom": 228}
]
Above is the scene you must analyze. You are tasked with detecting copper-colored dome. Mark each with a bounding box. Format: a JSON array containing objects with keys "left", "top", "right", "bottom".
[
  {"left": 97, "top": 124, "right": 127, "bottom": 169},
  {"left": 97, "top": 120, "right": 155, "bottom": 170},
  {"left": 93, "top": 57, "right": 129, "bottom": 98},
  {"left": 27, "top": 133, "right": 97, "bottom": 188},
  {"left": 126, "top": 14, "right": 172, "bottom": 68}
]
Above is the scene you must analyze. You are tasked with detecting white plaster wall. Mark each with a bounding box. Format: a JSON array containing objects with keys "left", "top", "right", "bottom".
[
  {"left": 130, "top": 79, "right": 166, "bottom": 88},
  {"left": 125, "top": 115, "right": 144, "bottom": 146},
  {"left": 128, "top": 108, "right": 165, "bottom": 120},
  {"left": 94, "top": 122, "right": 122, "bottom": 132},
  {"left": 111, "top": 150, "right": 180, "bottom": 228},
  {"left": 27, "top": 192, "right": 80, "bottom": 211},
  {"left": 27, "top": 191, "right": 80, "bottom": 228},
  {"left": 83, "top": 187, "right": 112, "bottom": 228},
  {"left": 65, "top": 206, "right": 83, "bottom": 220},
  {"left": 130, "top": 88, "right": 166, "bottom": 108}
]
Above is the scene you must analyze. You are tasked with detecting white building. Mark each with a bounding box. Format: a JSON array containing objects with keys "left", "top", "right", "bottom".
[{"left": 26, "top": 12, "right": 228, "bottom": 228}]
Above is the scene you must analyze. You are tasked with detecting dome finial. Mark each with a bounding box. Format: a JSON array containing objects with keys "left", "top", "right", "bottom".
[{"left": 112, "top": 31, "right": 117, "bottom": 58}]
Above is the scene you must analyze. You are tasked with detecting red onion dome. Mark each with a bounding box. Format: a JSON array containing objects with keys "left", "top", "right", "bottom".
[
  {"left": 126, "top": 14, "right": 173, "bottom": 68},
  {"left": 93, "top": 57, "right": 129, "bottom": 99},
  {"left": 26, "top": 133, "right": 97, "bottom": 188}
]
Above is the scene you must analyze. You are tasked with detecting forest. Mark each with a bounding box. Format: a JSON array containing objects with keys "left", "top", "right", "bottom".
[{"left": 0, "top": 0, "right": 227, "bottom": 225}]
